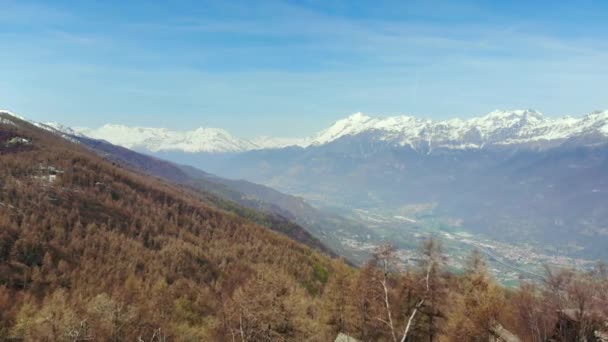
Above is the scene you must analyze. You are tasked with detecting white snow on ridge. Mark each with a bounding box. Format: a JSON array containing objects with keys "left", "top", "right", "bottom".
[
  {"left": 77, "top": 124, "right": 258, "bottom": 153},
  {"left": 304, "top": 109, "right": 608, "bottom": 150},
  {"left": 35, "top": 122, "right": 83, "bottom": 137},
  {"left": 250, "top": 136, "right": 310, "bottom": 149},
  {"left": 308, "top": 112, "right": 376, "bottom": 146},
  {"left": 67, "top": 109, "right": 608, "bottom": 153},
  {"left": 0, "top": 109, "right": 25, "bottom": 120}
]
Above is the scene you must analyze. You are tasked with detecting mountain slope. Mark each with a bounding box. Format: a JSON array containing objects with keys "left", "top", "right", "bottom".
[
  {"left": 60, "top": 133, "right": 339, "bottom": 257},
  {"left": 56, "top": 132, "right": 374, "bottom": 262},
  {"left": 0, "top": 112, "right": 341, "bottom": 340},
  {"left": 3, "top": 110, "right": 377, "bottom": 262},
  {"left": 205, "top": 134, "right": 608, "bottom": 260}
]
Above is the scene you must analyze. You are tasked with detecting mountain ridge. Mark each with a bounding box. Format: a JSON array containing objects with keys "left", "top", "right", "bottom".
[{"left": 35, "top": 109, "right": 608, "bottom": 153}]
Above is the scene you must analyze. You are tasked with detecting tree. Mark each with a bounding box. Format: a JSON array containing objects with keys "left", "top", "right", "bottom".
[
  {"left": 511, "top": 281, "right": 554, "bottom": 342},
  {"left": 11, "top": 289, "right": 82, "bottom": 341},
  {"left": 323, "top": 259, "right": 354, "bottom": 335},
  {"left": 443, "top": 249, "right": 505, "bottom": 341},
  {"left": 373, "top": 244, "right": 399, "bottom": 342},
  {"left": 354, "top": 239, "right": 447, "bottom": 342},
  {"left": 352, "top": 260, "right": 385, "bottom": 341},
  {"left": 404, "top": 237, "right": 447, "bottom": 342},
  {"left": 86, "top": 293, "right": 137, "bottom": 341},
  {"left": 224, "top": 267, "right": 311, "bottom": 341}
]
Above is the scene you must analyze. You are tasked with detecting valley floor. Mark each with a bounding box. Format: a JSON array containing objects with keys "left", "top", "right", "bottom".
[{"left": 329, "top": 206, "right": 597, "bottom": 286}]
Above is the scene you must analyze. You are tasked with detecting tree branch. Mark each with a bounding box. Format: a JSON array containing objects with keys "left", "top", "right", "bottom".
[
  {"left": 400, "top": 261, "right": 433, "bottom": 342},
  {"left": 379, "top": 277, "right": 397, "bottom": 342}
]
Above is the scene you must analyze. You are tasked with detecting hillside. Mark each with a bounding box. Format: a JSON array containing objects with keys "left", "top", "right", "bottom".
[
  {"left": 0, "top": 113, "right": 341, "bottom": 340},
  {"left": 48, "top": 131, "right": 373, "bottom": 263},
  {"left": 65, "top": 134, "right": 337, "bottom": 257}
]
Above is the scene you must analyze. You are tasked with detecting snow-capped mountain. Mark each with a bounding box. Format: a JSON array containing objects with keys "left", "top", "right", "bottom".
[
  {"left": 3, "top": 108, "right": 608, "bottom": 153},
  {"left": 306, "top": 109, "right": 608, "bottom": 151},
  {"left": 78, "top": 109, "right": 608, "bottom": 153},
  {"left": 77, "top": 124, "right": 257, "bottom": 153},
  {"left": 0, "top": 110, "right": 258, "bottom": 153}
]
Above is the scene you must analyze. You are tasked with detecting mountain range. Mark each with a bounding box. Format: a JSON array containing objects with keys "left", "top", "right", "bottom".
[
  {"left": 71, "top": 109, "right": 608, "bottom": 153},
  {"left": 5, "top": 108, "right": 608, "bottom": 262}
]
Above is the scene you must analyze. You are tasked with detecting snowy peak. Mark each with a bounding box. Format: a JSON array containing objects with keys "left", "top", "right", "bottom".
[
  {"left": 78, "top": 124, "right": 257, "bottom": 153},
  {"left": 251, "top": 136, "right": 310, "bottom": 149},
  {"left": 482, "top": 109, "right": 544, "bottom": 120},
  {"left": 310, "top": 112, "right": 376, "bottom": 145},
  {"left": 474, "top": 109, "right": 545, "bottom": 131}
]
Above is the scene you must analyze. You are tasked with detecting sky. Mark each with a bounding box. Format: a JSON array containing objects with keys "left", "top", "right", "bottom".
[{"left": 1, "top": 0, "right": 607, "bottom": 138}]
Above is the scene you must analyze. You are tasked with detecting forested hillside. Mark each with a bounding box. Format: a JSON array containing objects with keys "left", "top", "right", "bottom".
[
  {"left": 64, "top": 134, "right": 370, "bottom": 262},
  {"left": 1, "top": 113, "right": 607, "bottom": 341},
  {"left": 0, "top": 114, "right": 341, "bottom": 340},
  {"left": 69, "top": 135, "right": 336, "bottom": 257}
]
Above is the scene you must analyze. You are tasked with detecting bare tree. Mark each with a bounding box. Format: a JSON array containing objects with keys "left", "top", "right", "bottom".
[
  {"left": 373, "top": 244, "right": 399, "bottom": 342},
  {"left": 369, "top": 239, "right": 444, "bottom": 342},
  {"left": 401, "top": 256, "right": 433, "bottom": 342},
  {"left": 66, "top": 320, "right": 94, "bottom": 341},
  {"left": 137, "top": 328, "right": 167, "bottom": 342}
]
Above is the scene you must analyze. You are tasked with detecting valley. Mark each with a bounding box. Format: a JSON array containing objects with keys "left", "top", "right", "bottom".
[{"left": 331, "top": 205, "right": 597, "bottom": 286}]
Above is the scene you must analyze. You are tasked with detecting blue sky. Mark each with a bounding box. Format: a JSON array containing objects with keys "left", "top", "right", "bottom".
[{"left": 1, "top": 0, "right": 607, "bottom": 137}]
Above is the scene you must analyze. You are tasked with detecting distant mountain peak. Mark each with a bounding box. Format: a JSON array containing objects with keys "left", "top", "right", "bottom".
[
  {"left": 76, "top": 124, "right": 257, "bottom": 153},
  {"left": 485, "top": 108, "right": 542, "bottom": 117}
]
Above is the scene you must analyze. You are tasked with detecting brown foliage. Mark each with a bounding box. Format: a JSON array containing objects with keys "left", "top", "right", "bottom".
[{"left": 0, "top": 118, "right": 337, "bottom": 340}]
